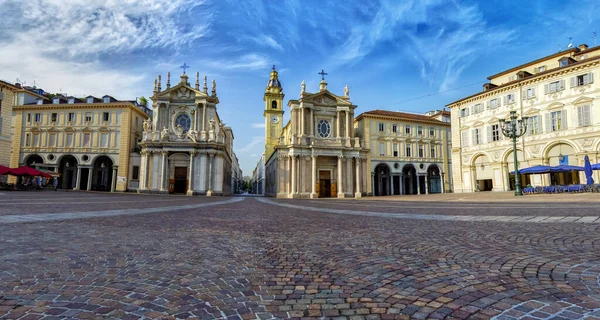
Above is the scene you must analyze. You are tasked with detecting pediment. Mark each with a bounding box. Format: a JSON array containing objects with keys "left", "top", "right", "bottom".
[
  {"left": 154, "top": 82, "right": 208, "bottom": 101},
  {"left": 547, "top": 102, "right": 565, "bottom": 110},
  {"left": 472, "top": 121, "right": 485, "bottom": 127},
  {"left": 64, "top": 127, "right": 75, "bottom": 132},
  {"left": 47, "top": 127, "right": 58, "bottom": 132},
  {"left": 98, "top": 126, "right": 110, "bottom": 132},
  {"left": 572, "top": 96, "right": 593, "bottom": 105},
  {"left": 29, "top": 127, "right": 41, "bottom": 133},
  {"left": 487, "top": 117, "right": 499, "bottom": 124},
  {"left": 303, "top": 91, "right": 351, "bottom": 106},
  {"left": 524, "top": 108, "right": 540, "bottom": 115},
  {"left": 81, "top": 126, "right": 93, "bottom": 132}
]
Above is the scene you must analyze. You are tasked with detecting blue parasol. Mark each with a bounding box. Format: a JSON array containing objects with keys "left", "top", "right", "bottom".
[{"left": 584, "top": 155, "right": 594, "bottom": 185}]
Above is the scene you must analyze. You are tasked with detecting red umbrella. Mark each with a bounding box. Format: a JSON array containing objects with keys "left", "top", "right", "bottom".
[
  {"left": 9, "top": 166, "right": 45, "bottom": 177},
  {"left": 0, "top": 165, "right": 10, "bottom": 175}
]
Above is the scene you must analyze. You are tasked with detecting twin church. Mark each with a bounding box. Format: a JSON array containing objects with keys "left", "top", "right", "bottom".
[{"left": 262, "top": 67, "right": 369, "bottom": 198}]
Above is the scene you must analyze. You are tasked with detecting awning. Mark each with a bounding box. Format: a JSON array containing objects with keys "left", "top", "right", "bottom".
[
  {"left": 8, "top": 166, "right": 52, "bottom": 178},
  {"left": 510, "top": 165, "right": 583, "bottom": 175},
  {"left": 0, "top": 165, "right": 10, "bottom": 175}
]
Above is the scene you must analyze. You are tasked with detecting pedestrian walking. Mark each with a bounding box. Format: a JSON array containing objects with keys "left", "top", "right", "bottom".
[{"left": 53, "top": 177, "right": 58, "bottom": 191}]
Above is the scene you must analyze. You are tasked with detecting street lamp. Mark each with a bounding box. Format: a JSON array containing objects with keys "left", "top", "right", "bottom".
[{"left": 499, "top": 110, "right": 528, "bottom": 196}]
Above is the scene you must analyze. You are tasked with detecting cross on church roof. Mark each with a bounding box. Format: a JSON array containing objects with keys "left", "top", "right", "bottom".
[
  {"left": 272, "top": 65, "right": 276, "bottom": 71},
  {"left": 318, "top": 69, "right": 328, "bottom": 81},
  {"left": 180, "top": 63, "right": 190, "bottom": 74}
]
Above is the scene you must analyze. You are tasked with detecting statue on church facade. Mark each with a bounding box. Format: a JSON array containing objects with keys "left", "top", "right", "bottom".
[
  {"left": 143, "top": 118, "right": 152, "bottom": 132},
  {"left": 161, "top": 126, "right": 169, "bottom": 141},
  {"left": 208, "top": 118, "right": 216, "bottom": 141},
  {"left": 301, "top": 80, "right": 306, "bottom": 94},
  {"left": 187, "top": 129, "right": 198, "bottom": 142},
  {"left": 344, "top": 85, "right": 349, "bottom": 98}
]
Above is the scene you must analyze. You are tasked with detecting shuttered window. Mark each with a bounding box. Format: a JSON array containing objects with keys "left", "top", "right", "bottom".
[
  {"left": 461, "top": 131, "right": 469, "bottom": 147},
  {"left": 544, "top": 80, "right": 565, "bottom": 94},
  {"left": 571, "top": 73, "right": 594, "bottom": 87},
  {"left": 522, "top": 87, "right": 536, "bottom": 99},
  {"left": 577, "top": 104, "right": 591, "bottom": 127},
  {"left": 545, "top": 110, "right": 567, "bottom": 132},
  {"left": 527, "top": 116, "right": 541, "bottom": 135}
]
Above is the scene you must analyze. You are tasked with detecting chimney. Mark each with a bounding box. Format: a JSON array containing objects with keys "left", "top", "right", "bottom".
[{"left": 579, "top": 44, "right": 589, "bottom": 51}]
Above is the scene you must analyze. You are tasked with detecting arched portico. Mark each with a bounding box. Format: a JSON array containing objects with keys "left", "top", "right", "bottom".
[
  {"left": 402, "top": 164, "right": 418, "bottom": 195},
  {"left": 472, "top": 153, "right": 493, "bottom": 191},
  {"left": 92, "top": 156, "right": 114, "bottom": 191},
  {"left": 58, "top": 155, "right": 78, "bottom": 190},
  {"left": 427, "top": 164, "right": 442, "bottom": 194},
  {"left": 373, "top": 163, "right": 391, "bottom": 196}
]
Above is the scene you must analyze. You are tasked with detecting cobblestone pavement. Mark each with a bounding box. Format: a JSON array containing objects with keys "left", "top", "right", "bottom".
[{"left": 1, "top": 193, "right": 600, "bottom": 319}]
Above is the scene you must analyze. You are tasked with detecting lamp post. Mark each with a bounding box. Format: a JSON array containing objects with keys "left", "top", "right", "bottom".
[{"left": 499, "top": 110, "right": 528, "bottom": 196}]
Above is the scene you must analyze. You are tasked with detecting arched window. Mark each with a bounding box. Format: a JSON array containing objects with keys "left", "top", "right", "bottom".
[{"left": 271, "top": 101, "right": 277, "bottom": 109}]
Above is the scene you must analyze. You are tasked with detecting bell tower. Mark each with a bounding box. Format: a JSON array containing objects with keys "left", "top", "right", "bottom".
[{"left": 264, "top": 65, "right": 284, "bottom": 160}]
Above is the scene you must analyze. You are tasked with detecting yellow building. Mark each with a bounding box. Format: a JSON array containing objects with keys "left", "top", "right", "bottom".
[
  {"left": 0, "top": 81, "right": 45, "bottom": 182},
  {"left": 355, "top": 110, "right": 452, "bottom": 195},
  {"left": 448, "top": 43, "right": 600, "bottom": 192},
  {"left": 10, "top": 95, "right": 150, "bottom": 191}
]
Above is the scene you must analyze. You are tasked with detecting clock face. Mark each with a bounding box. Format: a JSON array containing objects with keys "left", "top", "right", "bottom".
[{"left": 271, "top": 116, "right": 279, "bottom": 124}]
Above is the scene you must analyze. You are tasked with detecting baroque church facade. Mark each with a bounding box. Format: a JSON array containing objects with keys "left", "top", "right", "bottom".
[
  {"left": 138, "top": 70, "right": 236, "bottom": 196},
  {"left": 263, "top": 68, "right": 369, "bottom": 198}
]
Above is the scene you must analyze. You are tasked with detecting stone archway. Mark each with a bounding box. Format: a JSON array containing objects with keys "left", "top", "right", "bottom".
[
  {"left": 92, "top": 156, "right": 114, "bottom": 191},
  {"left": 472, "top": 154, "right": 493, "bottom": 191},
  {"left": 402, "top": 164, "right": 418, "bottom": 195},
  {"left": 504, "top": 149, "right": 529, "bottom": 191},
  {"left": 58, "top": 155, "right": 78, "bottom": 190},
  {"left": 373, "top": 163, "right": 391, "bottom": 196},
  {"left": 545, "top": 143, "right": 579, "bottom": 185},
  {"left": 427, "top": 165, "right": 442, "bottom": 194},
  {"left": 25, "top": 154, "right": 44, "bottom": 167}
]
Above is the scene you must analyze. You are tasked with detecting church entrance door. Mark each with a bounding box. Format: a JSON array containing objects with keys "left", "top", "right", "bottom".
[
  {"left": 173, "top": 167, "right": 188, "bottom": 194},
  {"left": 319, "top": 170, "right": 331, "bottom": 198}
]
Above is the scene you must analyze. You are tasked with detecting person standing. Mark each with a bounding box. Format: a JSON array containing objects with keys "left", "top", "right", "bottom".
[{"left": 53, "top": 177, "right": 58, "bottom": 191}]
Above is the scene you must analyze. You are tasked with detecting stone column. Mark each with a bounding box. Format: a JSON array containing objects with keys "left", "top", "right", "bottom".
[
  {"left": 398, "top": 173, "right": 404, "bottom": 195},
  {"left": 301, "top": 107, "right": 305, "bottom": 137},
  {"left": 310, "top": 108, "right": 314, "bottom": 137},
  {"left": 207, "top": 152, "right": 214, "bottom": 196},
  {"left": 160, "top": 151, "right": 168, "bottom": 193},
  {"left": 345, "top": 110, "right": 351, "bottom": 147},
  {"left": 201, "top": 104, "right": 207, "bottom": 140},
  {"left": 291, "top": 155, "right": 297, "bottom": 195},
  {"left": 75, "top": 166, "right": 82, "bottom": 190},
  {"left": 417, "top": 175, "right": 422, "bottom": 195},
  {"left": 355, "top": 157, "right": 361, "bottom": 198},
  {"left": 336, "top": 111, "right": 340, "bottom": 139},
  {"left": 187, "top": 151, "right": 196, "bottom": 196},
  {"left": 87, "top": 167, "right": 93, "bottom": 191},
  {"left": 425, "top": 176, "right": 429, "bottom": 194},
  {"left": 371, "top": 172, "right": 375, "bottom": 197},
  {"left": 337, "top": 155, "right": 344, "bottom": 197},
  {"left": 143, "top": 151, "right": 150, "bottom": 191},
  {"left": 390, "top": 174, "right": 394, "bottom": 195},
  {"left": 310, "top": 155, "right": 317, "bottom": 198},
  {"left": 111, "top": 166, "right": 118, "bottom": 192}
]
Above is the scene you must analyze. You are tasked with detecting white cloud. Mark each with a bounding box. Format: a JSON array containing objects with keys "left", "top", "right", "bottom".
[
  {"left": 243, "top": 34, "right": 284, "bottom": 52},
  {"left": 203, "top": 54, "right": 273, "bottom": 71},
  {"left": 0, "top": 0, "right": 210, "bottom": 98},
  {"left": 328, "top": 1, "right": 514, "bottom": 91},
  {"left": 236, "top": 136, "right": 264, "bottom": 154},
  {"left": 252, "top": 123, "right": 266, "bottom": 128}
]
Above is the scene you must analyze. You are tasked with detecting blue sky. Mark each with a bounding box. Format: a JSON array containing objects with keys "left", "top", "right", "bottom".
[{"left": 0, "top": 0, "right": 598, "bottom": 176}]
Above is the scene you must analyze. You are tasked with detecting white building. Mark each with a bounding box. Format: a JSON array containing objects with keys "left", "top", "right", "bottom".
[
  {"left": 448, "top": 44, "right": 600, "bottom": 192},
  {"left": 138, "top": 71, "right": 236, "bottom": 196}
]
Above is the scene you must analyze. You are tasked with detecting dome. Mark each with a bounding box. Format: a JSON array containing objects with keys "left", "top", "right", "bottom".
[{"left": 267, "top": 78, "right": 281, "bottom": 88}]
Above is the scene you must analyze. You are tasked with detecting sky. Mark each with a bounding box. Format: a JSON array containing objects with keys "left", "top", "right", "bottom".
[{"left": 1, "top": 0, "right": 599, "bottom": 176}]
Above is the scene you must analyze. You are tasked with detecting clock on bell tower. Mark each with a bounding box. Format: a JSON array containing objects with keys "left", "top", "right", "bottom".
[{"left": 264, "top": 65, "right": 284, "bottom": 160}]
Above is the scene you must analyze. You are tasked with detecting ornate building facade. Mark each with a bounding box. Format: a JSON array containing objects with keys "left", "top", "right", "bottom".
[
  {"left": 263, "top": 68, "right": 369, "bottom": 198},
  {"left": 448, "top": 43, "right": 600, "bottom": 192},
  {"left": 0, "top": 81, "right": 45, "bottom": 182},
  {"left": 355, "top": 110, "right": 452, "bottom": 196},
  {"left": 10, "top": 93, "right": 150, "bottom": 191},
  {"left": 138, "top": 71, "right": 236, "bottom": 196}
]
